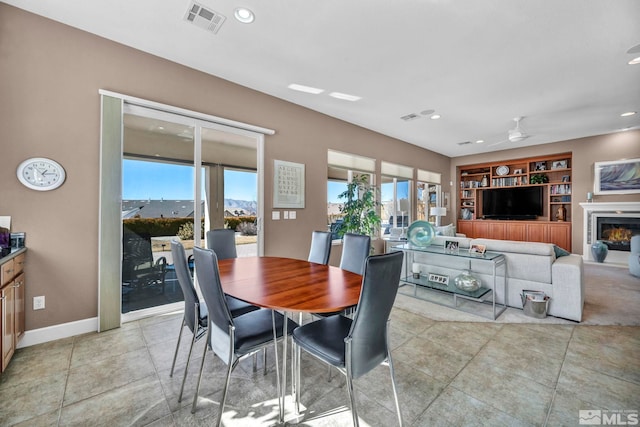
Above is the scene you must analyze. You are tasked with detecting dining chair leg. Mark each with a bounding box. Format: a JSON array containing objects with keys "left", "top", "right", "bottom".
[
  {"left": 345, "top": 340, "right": 359, "bottom": 427},
  {"left": 345, "top": 374, "right": 359, "bottom": 427},
  {"left": 216, "top": 357, "right": 238, "bottom": 427},
  {"left": 263, "top": 348, "right": 267, "bottom": 375},
  {"left": 178, "top": 326, "right": 198, "bottom": 402},
  {"left": 387, "top": 352, "right": 403, "bottom": 427},
  {"left": 169, "top": 317, "right": 185, "bottom": 377},
  {"left": 327, "top": 364, "right": 333, "bottom": 382},
  {"left": 191, "top": 327, "right": 211, "bottom": 414},
  {"left": 384, "top": 320, "right": 403, "bottom": 426}
]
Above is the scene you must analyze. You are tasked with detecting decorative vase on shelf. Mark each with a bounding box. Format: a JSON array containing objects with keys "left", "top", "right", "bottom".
[
  {"left": 454, "top": 270, "right": 481, "bottom": 292},
  {"left": 591, "top": 240, "right": 608, "bottom": 263},
  {"left": 480, "top": 175, "right": 489, "bottom": 187}
]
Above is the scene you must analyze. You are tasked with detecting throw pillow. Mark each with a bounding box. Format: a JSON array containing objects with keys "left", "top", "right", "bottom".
[
  {"left": 553, "top": 245, "right": 570, "bottom": 258},
  {"left": 434, "top": 223, "right": 456, "bottom": 237}
]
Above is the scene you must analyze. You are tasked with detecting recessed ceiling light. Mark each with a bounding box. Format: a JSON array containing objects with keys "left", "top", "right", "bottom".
[
  {"left": 234, "top": 7, "right": 254, "bottom": 23},
  {"left": 288, "top": 83, "right": 324, "bottom": 94},
  {"left": 629, "top": 56, "right": 640, "bottom": 65},
  {"left": 621, "top": 111, "right": 637, "bottom": 117},
  {"left": 329, "top": 92, "right": 361, "bottom": 102},
  {"left": 475, "top": 140, "right": 484, "bottom": 144},
  {"left": 430, "top": 114, "right": 441, "bottom": 120}
]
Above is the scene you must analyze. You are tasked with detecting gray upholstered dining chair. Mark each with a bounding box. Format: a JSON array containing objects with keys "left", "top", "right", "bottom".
[
  {"left": 206, "top": 228, "right": 259, "bottom": 313},
  {"left": 191, "top": 246, "right": 298, "bottom": 425},
  {"left": 206, "top": 229, "right": 237, "bottom": 260},
  {"left": 292, "top": 251, "right": 404, "bottom": 427},
  {"left": 169, "top": 241, "right": 258, "bottom": 403},
  {"left": 339, "top": 233, "right": 371, "bottom": 275},
  {"left": 308, "top": 230, "right": 332, "bottom": 265}
]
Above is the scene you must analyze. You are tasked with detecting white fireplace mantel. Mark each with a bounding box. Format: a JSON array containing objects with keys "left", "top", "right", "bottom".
[{"left": 580, "top": 201, "right": 640, "bottom": 266}]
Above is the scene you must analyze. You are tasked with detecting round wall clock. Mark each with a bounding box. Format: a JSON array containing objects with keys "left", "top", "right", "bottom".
[{"left": 16, "top": 157, "right": 66, "bottom": 191}]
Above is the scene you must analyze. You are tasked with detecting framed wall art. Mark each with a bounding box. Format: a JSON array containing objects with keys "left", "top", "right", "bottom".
[
  {"left": 273, "top": 160, "right": 305, "bottom": 208},
  {"left": 593, "top": 158, "right": 640, "bottom": 195}
]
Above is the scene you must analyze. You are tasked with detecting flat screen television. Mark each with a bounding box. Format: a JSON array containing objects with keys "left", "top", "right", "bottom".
[{"left": 481, "top": 186, "right": 543, "bottom": 220}]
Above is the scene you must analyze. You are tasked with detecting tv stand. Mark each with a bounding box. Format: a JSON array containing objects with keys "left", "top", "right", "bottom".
[
  {"left": 457, "top": 153, "right": 572, "bottom": 251},
  {"left": 483, "top": 215, "right": 538, "bottom": 221}
]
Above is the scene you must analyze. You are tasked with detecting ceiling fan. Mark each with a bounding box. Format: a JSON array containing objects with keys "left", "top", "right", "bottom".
[{"left": 488, "top": 117, "right": 530, "bottom": 146}]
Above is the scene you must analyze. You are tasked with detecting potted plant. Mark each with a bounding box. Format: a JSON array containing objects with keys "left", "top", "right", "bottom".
[{"left": 336, "top": 174, "right": 381, "bottom": 239}]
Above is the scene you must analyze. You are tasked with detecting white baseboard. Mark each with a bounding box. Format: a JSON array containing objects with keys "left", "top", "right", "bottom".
[{"left": 17, "top": 317, "right": 98, "bottom": 349}]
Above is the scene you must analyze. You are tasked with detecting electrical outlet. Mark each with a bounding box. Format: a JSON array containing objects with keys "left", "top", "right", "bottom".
[{"left": 33, "top": 296, "right": 45, "bottom": 310}]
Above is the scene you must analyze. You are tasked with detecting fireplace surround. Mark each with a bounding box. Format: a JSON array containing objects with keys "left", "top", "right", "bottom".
[{"left": 580, "top": 202, "right": 640, "bottom": 266}]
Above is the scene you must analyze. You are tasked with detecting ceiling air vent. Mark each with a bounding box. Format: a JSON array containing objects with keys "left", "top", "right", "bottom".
[
  {"left": 400, "top": 113, "right": 421, "bottom": 121},
  {"left": 457, "top": 141, "right": 472, "bottom": 146},
  {"left": 185, "top": 1, "right": 226, "bottom": 34}
]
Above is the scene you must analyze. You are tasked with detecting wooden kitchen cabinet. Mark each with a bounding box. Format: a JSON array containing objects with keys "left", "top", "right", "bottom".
[{"left": 1, "top": 250, "right": 26, "bottom": 373}]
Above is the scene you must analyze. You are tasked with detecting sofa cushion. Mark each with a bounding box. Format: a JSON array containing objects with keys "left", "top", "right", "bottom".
[
  {"left": 434, "top": 223, "right": 456, "bottom": 237},
  {"left": 470, "top": 238, "right": 554, "bottom": 284}
]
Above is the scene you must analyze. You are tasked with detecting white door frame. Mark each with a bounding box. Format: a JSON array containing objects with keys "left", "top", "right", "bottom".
[{"left": 98, "top": 90, "right": 274, "bottom": 329}]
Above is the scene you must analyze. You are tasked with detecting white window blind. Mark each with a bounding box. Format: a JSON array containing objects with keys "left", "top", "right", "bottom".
[
  {"left": 381, "top": 161, "right": 414, "bottom": 179},
  {"left": 417, "top": 169, "right": 441, "bottom": 184},
  {"left": 328, "top": 150, "right": 375, "bottom": 172}
]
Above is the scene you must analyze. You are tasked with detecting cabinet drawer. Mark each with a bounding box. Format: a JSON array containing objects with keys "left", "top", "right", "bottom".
[
  {"left": 1, "top": 259, "right": 15, "bottom": 286},
  {"left": 14, "top": 254, "right": 25, "bottom": 275}
]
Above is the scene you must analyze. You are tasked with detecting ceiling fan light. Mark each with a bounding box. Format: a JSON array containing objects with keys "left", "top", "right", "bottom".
[{"left": 628, "top": 56, "right": 640, "bottom": 65}]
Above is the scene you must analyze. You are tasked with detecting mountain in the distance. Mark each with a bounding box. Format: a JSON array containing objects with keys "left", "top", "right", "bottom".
[{"left": 224, "top": 199, "right": 257, "bottom": 215}]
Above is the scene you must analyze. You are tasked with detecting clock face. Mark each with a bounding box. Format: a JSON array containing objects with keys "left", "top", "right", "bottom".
[{"left": 17, "top": 158, "right": 66, "bottom": 191}]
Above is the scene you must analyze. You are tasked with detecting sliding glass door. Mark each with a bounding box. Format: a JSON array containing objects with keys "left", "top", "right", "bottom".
[{"left": 120, "top": 105, "right": 260, "bottom": 317}]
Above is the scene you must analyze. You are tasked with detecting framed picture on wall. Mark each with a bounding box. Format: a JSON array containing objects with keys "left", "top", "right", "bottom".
[
  {"left": 594, "top": 158, "right": 640, "bottom": 195},
  {"left": 273, "top": 160, "right": 305, "bottom": 208}
]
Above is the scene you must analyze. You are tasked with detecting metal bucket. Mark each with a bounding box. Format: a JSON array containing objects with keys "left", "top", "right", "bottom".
[{"left": 521, "top": 290, "right": 549, "bottom": 319}]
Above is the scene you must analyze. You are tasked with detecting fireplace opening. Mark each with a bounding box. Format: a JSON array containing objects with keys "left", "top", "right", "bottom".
[{"left": 596, "top": 217, "right": 640, "bottom": 252}]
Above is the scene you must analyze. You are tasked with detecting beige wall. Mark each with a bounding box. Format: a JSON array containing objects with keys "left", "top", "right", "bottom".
[
  {"left": 451, "top": 130, "right": 640, "bottom": 253},
  {"left": 0, "top": 5, "right": 449, "bottom": 331},
  {"left": 3, "top": 5, "right": 637, "bottom": 333}
]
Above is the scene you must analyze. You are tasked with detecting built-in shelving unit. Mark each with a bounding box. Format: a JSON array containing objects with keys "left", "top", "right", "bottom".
[{"left": 457, "top": 153, "right": 572, "bottom": 251}]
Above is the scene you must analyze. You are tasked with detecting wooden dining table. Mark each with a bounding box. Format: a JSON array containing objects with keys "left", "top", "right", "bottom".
[{"left": 216, "top": 256, "right": 363, "bottom": 423}]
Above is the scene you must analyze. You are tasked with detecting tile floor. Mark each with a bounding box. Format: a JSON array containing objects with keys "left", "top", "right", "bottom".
[{"left": 1, "top": 308, "right": 639, "bottom": 426}]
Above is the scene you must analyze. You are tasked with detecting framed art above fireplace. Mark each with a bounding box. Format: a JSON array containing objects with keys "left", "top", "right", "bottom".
[{"left": 594, "top": 158, "right": 640, "bottom": 195}]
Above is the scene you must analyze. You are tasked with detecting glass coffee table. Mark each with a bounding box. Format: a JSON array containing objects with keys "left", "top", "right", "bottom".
[{"left": 392, "top": 243, "right": 507, "bottom": 320}]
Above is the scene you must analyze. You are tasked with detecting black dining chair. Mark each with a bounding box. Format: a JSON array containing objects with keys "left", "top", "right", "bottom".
[
  {"left": 169, "top": 241, "right": 258, "bottom": 403},
  {"left": 206, "top": 228, "right": 266, "bottom": 371},
  {"left": 292, "top": 251, "right": 404, "bottom": 427},
  {"left": 191, "top": 246, "right": 298, "bottom": 425},
  {"left": 339, "top": 233, "right": 371, "bottom": 275},
  {"left": 308, "top": 230, "right": 332, "bottom": 265}
]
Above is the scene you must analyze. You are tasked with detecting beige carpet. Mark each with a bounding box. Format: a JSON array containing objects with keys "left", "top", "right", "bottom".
[{"left": 394, "top": 262, "right": 640, "bottom": 325}]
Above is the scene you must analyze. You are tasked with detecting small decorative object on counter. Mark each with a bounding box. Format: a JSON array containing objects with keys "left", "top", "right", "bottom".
[
  {"left": 407, "top": 221, "right": 436, "bottom": 247},
  {"left": 0, "top": 227, "right": 10, "bottom": 257},
  {"left": 591, "top": 240, "right": 608, "bottom": 263},
  {"left": 454, "top": 269, "right": 481, "bottom": 292},
  {"left": 412, "top": 263, "right": 421, "bottom": 279}
]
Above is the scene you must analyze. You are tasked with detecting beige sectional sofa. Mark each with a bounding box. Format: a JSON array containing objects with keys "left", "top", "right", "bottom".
[{"left": 412, "top": 236, "right": 584, "bottom": 321}]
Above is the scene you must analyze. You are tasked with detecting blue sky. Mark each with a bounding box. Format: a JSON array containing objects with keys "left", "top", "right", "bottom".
[
  {"left": 122, "top": 159, "right": 256, "bottom": 201},
  {"left": 124, "top": 159, "right": 408, "bottom": 203}
]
